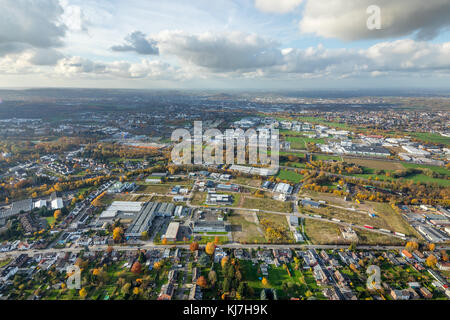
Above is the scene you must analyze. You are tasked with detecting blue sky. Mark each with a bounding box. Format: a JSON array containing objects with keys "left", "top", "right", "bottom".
[{"left": 1, "top": 0, "right": 450, "bottom": 89}]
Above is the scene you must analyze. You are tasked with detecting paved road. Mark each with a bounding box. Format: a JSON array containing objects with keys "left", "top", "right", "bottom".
[{"left": 2, "top": 242, "right": 450, "bottom": 259}]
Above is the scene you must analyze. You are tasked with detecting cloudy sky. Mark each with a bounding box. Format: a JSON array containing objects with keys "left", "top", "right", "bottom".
[{"left": 1, "top": 0, "right": 450, "bottom": 89}]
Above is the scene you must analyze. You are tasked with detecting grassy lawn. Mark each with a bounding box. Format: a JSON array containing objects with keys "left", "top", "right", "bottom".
[
  {"left": 402, "top": 163, "right": 450, "bottom": 175},
  {"left": 276, "top": 170, "right": 304, "bottom": 183},
  {"left": 243, "top": 196, "right": 293, "bottom": 213},
  {"left": 313, "top": 154, "right": 343, "bottom": 161},
  {"left": 286, "top": 136, "right": 325, "bottom": 149},
  {"left": 46, "top": 216, "right": 56, "bottom": 225},
  {"left": 408, "top": 132, "right": 450, "bottom": 147},
  {"left": 0, "top": 259, "right": 11, "bottom": 268}
]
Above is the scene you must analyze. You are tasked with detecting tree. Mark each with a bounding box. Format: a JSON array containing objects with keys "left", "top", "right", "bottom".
[
  {"left": 426, "top": 255, "right": 438, "bottom": 268},
  {"left": 261, "top": 277, "right": 269, "bottom": 287},
  {"left": 222, "top": 277, "right": 231, "bottom": 293},
  {"left": 53, "top": 210, "right": 62, "bottom": 220},
  {"left": 198, "top": 254, "right": 210, "bottom": 266},
  {"left": 133, "top": 287, "right": 140, "bottom": 295},
  {"left": 162, "top": 238, "right": 168, "bottom": 245},
  {"left": 214, "top": 236, "right": 220, "bottom": 245},
  {"left": 92, "top": 198, "right": 102, "bottom": 207},
  {"left": 190, "top": 242, "right": 199, "bottom": 252},
  {"left": 208, "top": 270, "right": 217, "bottom": 286},
  {"left": 205, "top": 242, "right": 216, "bottom": 255},
  {"left": 121, "top": 283, "right": 131, "bottom": 295},
  {"left": 153, "top": 261, "right": 163, "bottom": 270},
  {"left": 79, "top": 288, "right": 87, "bottom": 298},
  {"left": 113, "top": 227, "right": 124, "bottom": 243},
  {"left": 428, "top": 243, "right": 436, "bottom": 251},
  {"left": 405, "top": 241, "right": 419, "bottom": 252},
  {"left": 197, "top": 276, "right": 208, "bottom": 288},
  {"left": 131, "top": 262, "right": 142, "bottom": 274},
  {"left": 221, "top": 256, "right": 230, "bottom": 269},
  {"left": 237, "top": 282, "right": 247, "bottom": 299},
  {"left": 141, "top": 231, "right": 149, "bottom": 240}
]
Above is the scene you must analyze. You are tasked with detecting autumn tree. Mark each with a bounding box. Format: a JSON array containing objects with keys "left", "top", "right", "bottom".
[
  {"left": 54, "top": 210, "right": 62, "bottom": 220},
  {"left": 190, "top": 242, "right": 199, "bottom": 252},
  {"left": 426, "top": 255, "right": 438, "bottom": 268},
  {"left": 205, "top": 242, "right": 216, "bottom": 255},
  {"left": 214, "top": 236, "right": 221, "bottom": 245},
  {"left": 221, "top": 256, "right": 229, "bottom": 269},
  {"left": 79, "top": 288, "right": 87, "bottom": 298},
  {"left": 153, "top": 261, "right": 163, "bottom": 270},
  {"left": 131, "top": 262, "right": 142, "bottom": 274},
  {"left": 113, "top": 227, "right": 124, "bottom": 243},
  {"left": 197, "top": 276, "right": 208, "bottom": 288},
  {"left": 261, "top": 277, "right": 269, "bottom": 287},
  {"left": 405, "top": 241, "right": 419, "bottom": 252},
  {"left": 162, "top": 238, "right": 168, "bottom": 245}
]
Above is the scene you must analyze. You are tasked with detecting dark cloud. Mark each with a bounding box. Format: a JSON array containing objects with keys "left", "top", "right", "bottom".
[
  {"left": 0, "top": 0, "right": 67, "bottom": 56},
  {"left": 300, "top": 0, "right": 450, "bottom": 41},
  {"left": 111, "top": 31, "right": 159, "bottom": 55}
]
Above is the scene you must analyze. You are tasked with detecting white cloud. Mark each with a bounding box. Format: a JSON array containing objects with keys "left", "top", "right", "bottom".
[
  {"left": 60, "top": 0, "right": 89, "bottom": 32},
  {"left": 254, "top": 0, "right": 303, "bottom": 14},
  {"left": 299, "top": 0, "right": 450, "bottom": 41},
  {"left": 54, "top": 56, "right": 178, "bottom": 80}
]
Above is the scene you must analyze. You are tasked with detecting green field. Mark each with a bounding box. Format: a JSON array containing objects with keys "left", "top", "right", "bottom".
[
  {"left": 402, "top": 163, "right": 450, "bottom": 175},
  {"left": 276, "top": 170, "right": 304, "bottom": 183},
  {"left": 286, "top": 136, "right": 325, "bottom": 149},
  {"left": 408, "top": 132, "right": 450, "bottom": 147}
]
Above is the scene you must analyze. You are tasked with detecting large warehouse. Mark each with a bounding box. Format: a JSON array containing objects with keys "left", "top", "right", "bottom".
[
  {"left": 164, "top": 222, "right": 180, "bottom": 242},
  {"left": 99, "top": 201, "right": 144, "bottom": 221}
]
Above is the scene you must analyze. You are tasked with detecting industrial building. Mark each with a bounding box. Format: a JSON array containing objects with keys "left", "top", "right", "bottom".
[
  {"left": 99, "top": 201, "right": 144, "bottom": 220},
  {"left": 301, "top": 200, "right": 322, "bottom": 208},
  {"left": 402, "top": 145, "right": 431, "bottom": 156},
  {"left": 193, "top": 221, "right": 227, "bottom": 233},
  {"left": 125, "top": 202, "right": 159, "bottom": 238},
  {"left": 288, "top": 215, "right": 299, "bottom": 227},
  {"left": 206, "top": 193, "right": 233, "bottom": 205},
  {"left": 164, "top": 222, "right": 180, "bottom": 242},
  {"left": 273, "top": 183, "right": 293, "bottom": 195}
]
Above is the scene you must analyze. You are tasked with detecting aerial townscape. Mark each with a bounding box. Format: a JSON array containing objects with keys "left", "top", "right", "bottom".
[
  {"left": 1, "top": 0, "right": 450, "bottom": 309},
  {"left": 0, "top": 89, "right": 449, "bottom": 301}
]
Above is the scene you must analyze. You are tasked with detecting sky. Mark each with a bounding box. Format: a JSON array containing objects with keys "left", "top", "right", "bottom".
[{"left": 1, "top": 0, "right": 450, "bottom": 90}]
